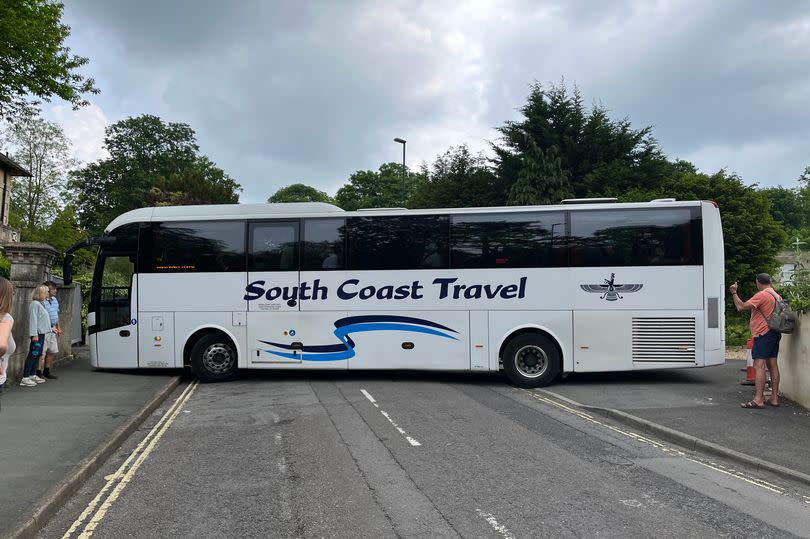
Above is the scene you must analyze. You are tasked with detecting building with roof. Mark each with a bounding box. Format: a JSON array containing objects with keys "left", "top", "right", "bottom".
[{"left": 0, "top": 152, "right": 30, "bottom": 243}]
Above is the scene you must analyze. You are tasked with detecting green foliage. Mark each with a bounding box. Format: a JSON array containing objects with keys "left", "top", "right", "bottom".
[
  {"left": 409, "top": 145, "right": 498, "bottom": 208},
  {"left": 268, "top": 183, "right": 333, "bottom": 203},
  {"left": 0, "top": 254, "right": 10, "bottom": 279},
  {"left": 507, "top": 144, "right": 571, "bottom": 205},
  {"left": 725, "top": 315, "right": 749, "bottom": 346},
  {"left": 145, "top": 158, "right": 240, "bottom": 207},
  {"left": 5, "top": 111, "right": 76, "bottom": 228},
  {"left": 760, "top": 186, "right": 806, "bottom": 231},
  {"left": 493, "top": 81, "right": 672, "bottom": 200},
  {"left": 334, "top": 163, "right": 409, "bottom": 210},
  {"left": 70, "top": 115, "right": 240, "bottom": 234},
  {"left": 0, "top": 0, "right": 99, "bottom": 120},
  {"left": 779, "top": 237, "right": 810, "bottom": 312}
]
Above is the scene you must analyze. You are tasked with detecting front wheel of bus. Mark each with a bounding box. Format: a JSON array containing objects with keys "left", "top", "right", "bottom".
[
  {"left": 502, "top": 333, "right": 560, "bottom": 388},
  {"left": 190, "top": 333, "right": 239, "bottom": 383}
]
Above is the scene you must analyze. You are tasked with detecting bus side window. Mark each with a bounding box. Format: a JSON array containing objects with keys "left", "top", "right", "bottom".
[
  {"left": 249, "top": 221, "right": 299, "bottom": 272},
  {"left": 303, "top": 218, "right": 345, "bottom": 271}
]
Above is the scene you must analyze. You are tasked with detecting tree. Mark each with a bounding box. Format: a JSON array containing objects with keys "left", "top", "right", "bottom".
[
  {"left": 334, "top": 163, "right": 408, "bottom": 210},
  {"left": 70, "top": 115, "right": 240, "bottom": 234},
  {"left": 145, "top": 158, "right": 240, "bottom": 206},
  {"left": 507, "top": 143, "right": 572, "bottom": 205},
  {"left": 268, "top": 183, "right": 332, "bottom": 203},
  {"left": 4, "top": 111, "right": 75, "bottom": 229},
  {"left": 0, "top": 0, "right": 99, "bottom": 120},
  {"left": 799, "top": 165, "right": 810, "bottom": 186},
  {"left": 760, "top": 186, "right": 805, "bottom": 231},
  {"left": 410, "top": 145, "right": 499, "bottom": 208},
  {"left": 493, "top": 81, "right": 671, "bottom": 200}
]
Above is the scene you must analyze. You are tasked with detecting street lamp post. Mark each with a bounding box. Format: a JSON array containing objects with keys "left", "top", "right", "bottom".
[{"left": 394, "top": 137, "right": 406, "bottom": 202}]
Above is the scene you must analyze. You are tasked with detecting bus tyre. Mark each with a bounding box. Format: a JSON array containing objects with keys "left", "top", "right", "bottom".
[
  {"left": 190, "top": 333, "right": 239, "bottom": 383},
  {"left": 502, "top": 333, "right": 560, "bottom": 388}
]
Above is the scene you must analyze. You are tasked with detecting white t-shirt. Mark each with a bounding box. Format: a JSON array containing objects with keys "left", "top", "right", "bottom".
[{"left": 0, "top": 313, "right": 16, "bottom": 386}]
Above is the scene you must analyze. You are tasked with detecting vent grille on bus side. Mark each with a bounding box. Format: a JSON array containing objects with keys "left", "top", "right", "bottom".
[{"left": 632, "top": 317, "right": 697, "bottom": 363}]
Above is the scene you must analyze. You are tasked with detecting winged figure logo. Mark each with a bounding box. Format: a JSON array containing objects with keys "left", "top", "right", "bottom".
[{"left": 580, "top": 273, "right": 643, "bottom": 301}]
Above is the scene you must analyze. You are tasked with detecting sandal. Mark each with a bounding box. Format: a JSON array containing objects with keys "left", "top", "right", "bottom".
[
  {"left": 740, "top": 400, "right": 765, "bottom": 409},
  {"left": 766, "top": 401, "right": 780, "bottom": 407}
]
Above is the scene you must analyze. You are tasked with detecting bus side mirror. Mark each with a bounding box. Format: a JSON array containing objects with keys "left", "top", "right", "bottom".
[{"left": 63, "top": 253, "right": 74, "bottom": 285}]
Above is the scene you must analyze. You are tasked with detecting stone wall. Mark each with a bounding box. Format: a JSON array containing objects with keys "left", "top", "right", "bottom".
[
  {"left": 2, "top": 242, "right": 77, "bottom": 385},
  {"left": 778, "top": 314, "right": 809, "bottom": 409},
  {"left": 6, "top": 283, "right": 79, "bottom": 385}
]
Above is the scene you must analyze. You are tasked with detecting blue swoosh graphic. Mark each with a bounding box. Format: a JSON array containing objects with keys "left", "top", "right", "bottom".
[{"left": 259, "top": 316, "right": 458, "bottom": 361}]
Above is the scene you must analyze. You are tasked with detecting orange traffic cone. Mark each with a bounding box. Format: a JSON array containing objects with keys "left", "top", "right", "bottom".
[{"left": 741, "top": 338, "right": 755, "bottom": 385}]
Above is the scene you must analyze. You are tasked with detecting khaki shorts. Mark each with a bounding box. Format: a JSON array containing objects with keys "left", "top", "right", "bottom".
[{"left": 44, "top": 332, "right": 59, "bottom": 354}]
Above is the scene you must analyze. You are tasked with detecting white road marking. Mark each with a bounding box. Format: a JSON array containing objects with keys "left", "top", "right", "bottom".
[
  {"left": 361, "top": 389, "right": 421, "bottom": 447},
  {"left": 476, "top": 509, "right": 516, "bottom": 539}
]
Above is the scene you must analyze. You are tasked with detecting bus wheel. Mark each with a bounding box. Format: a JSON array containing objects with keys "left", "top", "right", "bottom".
[
  {"left": 502, "top": 333, "right": 560, "bottom": 388},
  {"left": 190, "top": 333, "right": 239, "bottom": 382}
]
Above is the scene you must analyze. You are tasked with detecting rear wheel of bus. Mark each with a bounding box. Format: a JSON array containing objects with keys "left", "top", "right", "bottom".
[
  {"left": 190, "top": 332, "right": 239, "bottom": 382},
  {"left": 502, "top": 333, "right": 561, "bottom": 388}
]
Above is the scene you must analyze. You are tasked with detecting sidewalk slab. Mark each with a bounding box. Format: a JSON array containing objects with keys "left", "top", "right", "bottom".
[
  {"left": 0, "top": 346, "right": 178, "bottom": 538},
  {"left": 550, "top": 360, "right": 810, "bottom": 478}
]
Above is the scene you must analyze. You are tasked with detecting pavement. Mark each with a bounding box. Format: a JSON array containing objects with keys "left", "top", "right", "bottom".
[
  {"left": 0, "top": 347, "right": 179, "bottom": 539},
  {"left": 1, "top": 349, "right": 809, "bottom": 538},
  {"left": 546, "top": 359, "right": 810, "bottom": 481}
]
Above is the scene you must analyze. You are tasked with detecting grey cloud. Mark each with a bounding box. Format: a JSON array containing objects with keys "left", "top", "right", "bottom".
[{"left": 62, "top": 0, "right": 810, "bottom": 200}]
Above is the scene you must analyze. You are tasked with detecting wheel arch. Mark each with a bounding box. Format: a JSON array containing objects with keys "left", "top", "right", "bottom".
[
  {"left": 497, "top": 324, "right": 566, "bottom": 371},
  {"left": 182, "top": 325, "right": 241, "bottom": 367}
]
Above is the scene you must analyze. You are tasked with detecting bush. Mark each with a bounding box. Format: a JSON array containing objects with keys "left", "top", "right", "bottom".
[
  {"left": 0, "top": 254, "right": 9, "bottom": 278},
  {"left": 725, "top": 314, "right": 749, "bottom": 346}
]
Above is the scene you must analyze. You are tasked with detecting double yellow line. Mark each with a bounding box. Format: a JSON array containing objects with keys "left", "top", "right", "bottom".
[{"left": 62, "top": 380, "right": 199, "bottom": 539}]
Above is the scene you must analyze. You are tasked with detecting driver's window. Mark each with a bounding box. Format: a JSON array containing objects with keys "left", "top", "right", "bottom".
[{"left": 98, "top": 256, "right": 135, "bottom": 331}]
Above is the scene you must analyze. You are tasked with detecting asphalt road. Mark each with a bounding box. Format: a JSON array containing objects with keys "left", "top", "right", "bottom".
[{"left": 40, "top": 371, "right": 810, "bottom": 539}]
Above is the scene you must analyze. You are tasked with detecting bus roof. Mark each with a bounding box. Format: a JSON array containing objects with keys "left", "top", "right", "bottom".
[{"left": 104, "top": 200, "right": 705, "bottom": 233}]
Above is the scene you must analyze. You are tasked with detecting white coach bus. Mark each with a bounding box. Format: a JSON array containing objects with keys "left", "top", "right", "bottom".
[{"left": 63, "top": 199, "right": 725, "bottom": 387}]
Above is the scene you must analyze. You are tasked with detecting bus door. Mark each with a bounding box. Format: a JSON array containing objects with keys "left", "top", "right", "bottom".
[
  {"left": 246, "top": 220, "right": 347, "bottom": 369},
  {"left": 89, "top": 226, "right": 139, "bottom": 368}
]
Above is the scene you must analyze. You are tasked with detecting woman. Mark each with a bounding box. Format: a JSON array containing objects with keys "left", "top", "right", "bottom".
[
  {"left": 0, "top": 277, "right": 16, "bottom": 401},
  {"left": 21, "top": 285, "right": 50, "bottom": 387}
]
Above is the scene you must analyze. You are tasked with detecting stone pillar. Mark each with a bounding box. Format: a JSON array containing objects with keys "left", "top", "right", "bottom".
[
  {"left": 3, "top": 242, "right": 59, "bottom": 283},
  {"left": 2, "top": 242, "right": 71, "bottom": 385}
]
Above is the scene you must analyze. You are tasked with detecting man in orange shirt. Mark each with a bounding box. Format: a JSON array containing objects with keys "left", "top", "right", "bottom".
[{"left": 730, "top": 273, "right": 782, "bottom": 409}]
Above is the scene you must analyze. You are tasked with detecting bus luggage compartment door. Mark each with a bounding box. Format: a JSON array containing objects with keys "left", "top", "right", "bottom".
[
  {"left": 248, "top": 311, "right": 349, "bottom": 370},
  {"left": 346, "top": 311, "right": 470, "bottom": 371}
]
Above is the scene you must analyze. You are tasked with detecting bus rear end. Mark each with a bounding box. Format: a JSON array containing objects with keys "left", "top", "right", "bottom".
[{"left": 701, "top": 201, "right": 725, "bottom": 366}]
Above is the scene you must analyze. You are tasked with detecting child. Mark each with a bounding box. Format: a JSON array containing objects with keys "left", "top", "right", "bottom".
[{"left": 20, "top": 285, "right": 50, "bottom": 387}]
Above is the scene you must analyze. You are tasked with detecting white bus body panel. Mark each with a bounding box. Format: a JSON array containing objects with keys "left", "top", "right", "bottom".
[
  {"left": 138, "top": 312, "right": 175, "bottom": 368},
  {"left": 139, "top": 273, "right": 247, "bottom": 312},
  {"left": 246, "top": 271, "right": 300, "bottom": 313},
  {"left": 701, "top": 202, "right": 725, "bottom": 365},
  {"left": 573, "top": 310, "right": 705, "bottom": 372},
  {"left": 469, "top": 311, "right": 489, "bottom": 370}
]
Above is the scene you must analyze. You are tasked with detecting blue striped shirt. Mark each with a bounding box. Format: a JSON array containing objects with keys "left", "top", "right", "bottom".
[{"left": 44, "top": 296, "right": 59, "bottom": 326}]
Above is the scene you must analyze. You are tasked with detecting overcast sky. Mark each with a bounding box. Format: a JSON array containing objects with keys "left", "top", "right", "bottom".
[{"left": 50, "top": 0, "right": 809, "bottom": 203}]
